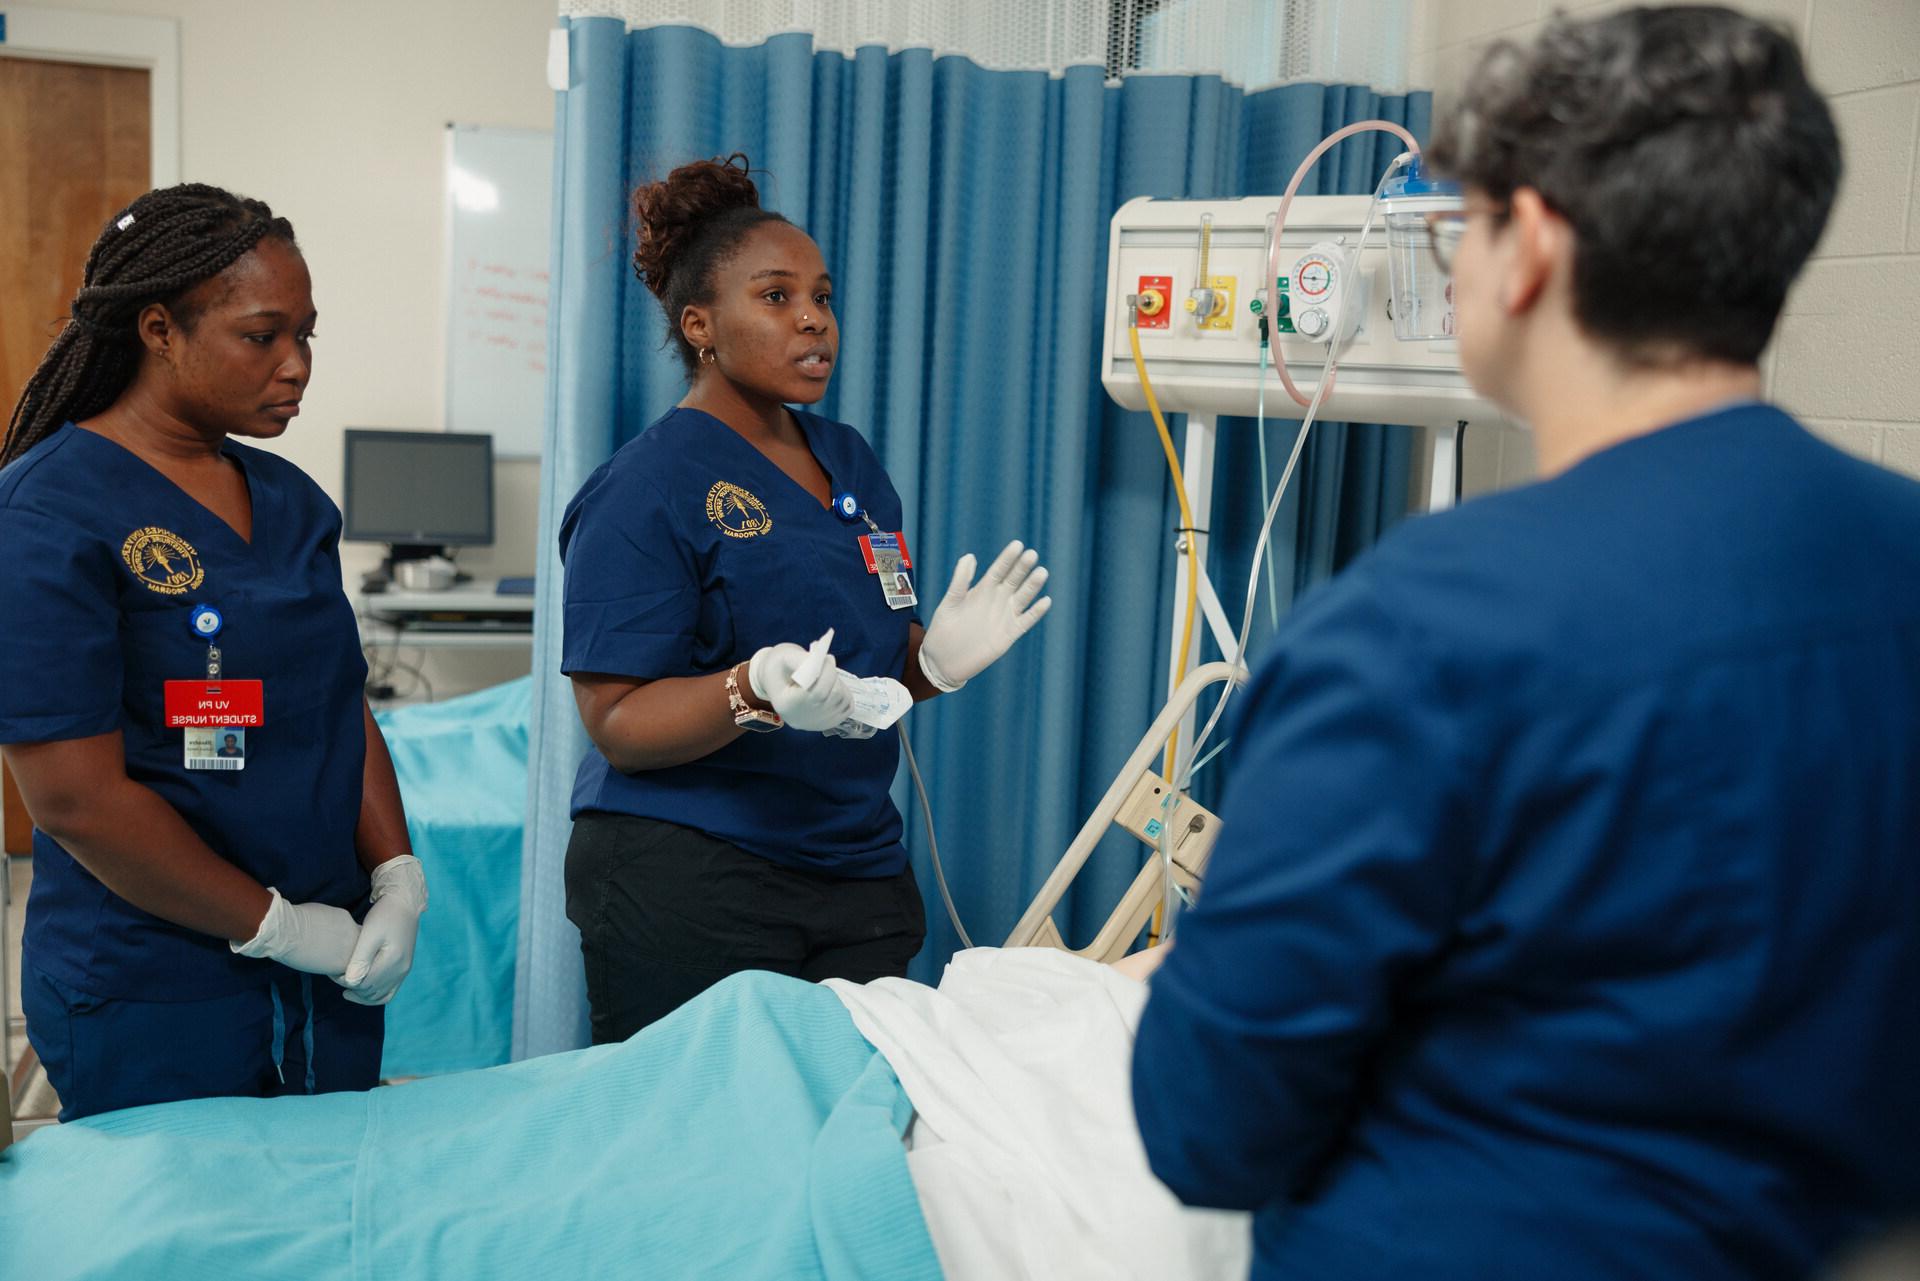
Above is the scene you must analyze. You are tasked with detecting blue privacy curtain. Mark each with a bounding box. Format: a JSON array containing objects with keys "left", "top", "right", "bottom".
[{"left": 517, "top": 16, "right": 1429, "bottom": 1058}]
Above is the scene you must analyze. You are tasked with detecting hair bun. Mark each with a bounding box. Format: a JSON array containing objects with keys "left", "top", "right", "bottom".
[{"left": 632, "top": 153, "right": 762, "bottom": 300}]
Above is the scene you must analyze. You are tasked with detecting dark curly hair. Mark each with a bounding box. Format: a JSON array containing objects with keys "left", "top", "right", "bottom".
[
  {"left": 631, "top": 153, "right": 791, "bottom": 377},
  {"left": 1427, "top": 5, "right": 1839, "bottom": 367},
  {"left": 2, "top": 183, "right": 298, "bottom": 468}
]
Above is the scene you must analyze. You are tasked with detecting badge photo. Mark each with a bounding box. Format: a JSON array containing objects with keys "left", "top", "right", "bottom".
[
  {"left": 185, "top": 726, "right": 245, "bottom": 771},
  {"left": 883, "top": 569, "right": 917, "bottom": 611}
]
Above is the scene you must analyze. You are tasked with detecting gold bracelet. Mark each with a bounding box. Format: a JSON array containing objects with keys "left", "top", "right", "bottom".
[{"left": 726, "top": 661, "right": 782, "bottom": 732}]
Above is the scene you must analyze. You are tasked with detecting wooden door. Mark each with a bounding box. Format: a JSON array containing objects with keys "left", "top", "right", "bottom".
[{"left": 0, "top": 56, "right": 150, "bottom": 854}]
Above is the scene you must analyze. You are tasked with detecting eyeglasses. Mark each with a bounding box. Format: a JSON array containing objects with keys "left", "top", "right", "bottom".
[
  {"left": 1424, "top": 203, "right": 1512, "bottom": 276},
  {"left": 1424, "top": 210, "right": 1468, "bottom": 275}
]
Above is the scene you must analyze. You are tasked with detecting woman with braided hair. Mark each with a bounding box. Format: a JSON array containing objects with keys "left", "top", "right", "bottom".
[
  {"left": 0, "top": 184, "right": 427, "bottom": 1120},
  {"left": 558, "top": 155, "right": 1053, "bottom": 1040}
]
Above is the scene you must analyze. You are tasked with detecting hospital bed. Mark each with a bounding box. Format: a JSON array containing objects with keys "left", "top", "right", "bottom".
[{"left": 0, "top": 667, "right": 1253, "bottom": 1281}]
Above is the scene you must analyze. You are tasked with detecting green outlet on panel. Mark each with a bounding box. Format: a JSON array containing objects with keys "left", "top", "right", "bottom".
[{"left": 1273, "top": 274, "right": 1295, "bottom": 334}]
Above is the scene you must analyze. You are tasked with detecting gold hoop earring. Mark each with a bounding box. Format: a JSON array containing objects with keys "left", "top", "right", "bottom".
[{"left": 699, "top": 346, "right": 716, "bottom": 366}]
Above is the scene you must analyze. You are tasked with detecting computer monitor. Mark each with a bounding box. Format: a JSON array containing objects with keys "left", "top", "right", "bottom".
[{"left": 343, "top": 430, "right": 494, "bottom": 586}]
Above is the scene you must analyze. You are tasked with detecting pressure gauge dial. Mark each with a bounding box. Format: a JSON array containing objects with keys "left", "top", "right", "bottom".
[{"left": 1295, "top": 258, "right": 1334, "bottom": 299}]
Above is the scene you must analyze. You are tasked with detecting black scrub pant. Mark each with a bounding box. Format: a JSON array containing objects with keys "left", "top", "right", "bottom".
[{"left": 564, "top": 812, "right": 927, "bottom": 1044}]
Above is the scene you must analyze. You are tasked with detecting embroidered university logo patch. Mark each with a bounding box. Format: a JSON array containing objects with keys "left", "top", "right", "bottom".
[
  {"left": 705, "top": 482, "right": 773, "bottom": 540},
  {"left": 122, "top": 527, "right": 205, "bottom": 595}
]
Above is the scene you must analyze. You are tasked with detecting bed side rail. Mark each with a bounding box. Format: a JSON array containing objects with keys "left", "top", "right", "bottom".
[{"left": 1004, "top": 661, "right": 1247, "bottom": 961}]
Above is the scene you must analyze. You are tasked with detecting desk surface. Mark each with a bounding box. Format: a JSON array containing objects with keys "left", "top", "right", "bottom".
[
  {"left": 361, "top": 582, "right": 533, "bottom": 614},
  {"left": 358, "top": 580, "right": 534, "bottom": 649}
]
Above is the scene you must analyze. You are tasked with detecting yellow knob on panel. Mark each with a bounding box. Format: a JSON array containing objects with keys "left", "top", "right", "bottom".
[{"left": 1182, "top": 296, "right": 1199, "bottom": 313}]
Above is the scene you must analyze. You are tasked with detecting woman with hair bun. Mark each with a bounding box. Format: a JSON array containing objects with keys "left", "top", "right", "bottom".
[
  {"left": 0, "top": 184, "right": 426, "bottom": 1120},
  {"left": 560, "top": 154, "right": 1050, "bottom": 1040}
]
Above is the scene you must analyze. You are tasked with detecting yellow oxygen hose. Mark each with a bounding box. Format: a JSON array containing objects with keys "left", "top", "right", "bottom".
[
  {"left": 1128, "top": 313, "right": 1200, "bottom": 782},
  {"left": 1131, "top": 309, "right": 1201, "bottom": 949}
]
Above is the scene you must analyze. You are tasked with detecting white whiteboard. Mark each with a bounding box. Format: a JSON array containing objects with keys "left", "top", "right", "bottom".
[{"left": 444, "top": 124, "right": 553, "bottom": 458}]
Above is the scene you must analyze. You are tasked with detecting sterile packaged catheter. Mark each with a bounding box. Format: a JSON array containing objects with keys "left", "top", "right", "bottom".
[{"left": 796, "top": 629, "right": 913, "bottom": 740}]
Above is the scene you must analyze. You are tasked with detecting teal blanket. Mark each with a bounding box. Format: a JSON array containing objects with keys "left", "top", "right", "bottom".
[
  {"left": 373, "top": 676, "right": 531, "bottom": 1077},
  {"left": 0, "top": 973, "right": 942, "bottom": 1281}
]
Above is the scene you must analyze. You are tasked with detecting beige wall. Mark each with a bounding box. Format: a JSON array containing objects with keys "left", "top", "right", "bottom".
[
  {"left": 1410, "top": 0, "right": 1920, "bottom": 495},
  {"left": 25, "top": 0, "right": 559, "bottom": 693}
]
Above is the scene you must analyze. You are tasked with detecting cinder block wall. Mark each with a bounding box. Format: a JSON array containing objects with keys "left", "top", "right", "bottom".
[{"left": 1409, "top": 0, "right": 1920, "bottom": 494}]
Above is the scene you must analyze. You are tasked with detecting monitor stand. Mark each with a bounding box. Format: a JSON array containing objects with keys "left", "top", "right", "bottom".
[{"left": 360, "top": 543, "right": 448, "bottom": 593}]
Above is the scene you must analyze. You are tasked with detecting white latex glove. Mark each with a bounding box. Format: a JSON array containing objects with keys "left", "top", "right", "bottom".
[
  {"left": 749, "top": 639, "right": 855, "bottom": 732},
  {"left": 917, "top": 540, "right": 1052, "bottom": 693},
  {"left": 230, "top": 888, "right": 361, "bottom": 978},
  {"left": 341, "top": 855, "right": 427, "bottom": 1006}
]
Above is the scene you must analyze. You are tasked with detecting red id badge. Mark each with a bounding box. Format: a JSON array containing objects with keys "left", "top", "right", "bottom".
[
  {"left": 857, "top": 531, "right": 912, "bottom": 573},
  {"left": 163, "top": 680, "right": 266, "bottom": 728}
]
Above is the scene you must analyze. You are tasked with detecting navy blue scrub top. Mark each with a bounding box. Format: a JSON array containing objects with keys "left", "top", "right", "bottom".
[
  {"left": 0, "top": 425, "right": 370, "bottom": 1001},
  {"left": 560, "top": 407, "right": 915, "bottom": 878},
  {"left": 1132, "top": 404, "right": 1920, "bottom": 1281}
]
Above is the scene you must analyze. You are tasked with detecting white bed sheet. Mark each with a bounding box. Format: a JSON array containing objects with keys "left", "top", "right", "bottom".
[{"left": 828, "top": 948, "right": 1251, "bottom": 1281}]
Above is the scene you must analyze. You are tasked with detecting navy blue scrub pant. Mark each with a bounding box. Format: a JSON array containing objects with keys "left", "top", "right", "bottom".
[{"left": 20, "top": 952, "right": 384, "bottom": 1122}]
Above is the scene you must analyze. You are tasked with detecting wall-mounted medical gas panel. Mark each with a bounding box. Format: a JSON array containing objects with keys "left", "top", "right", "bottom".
[{"left": 1102, "top": 195, "right": 1518, "bottom": 432}]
